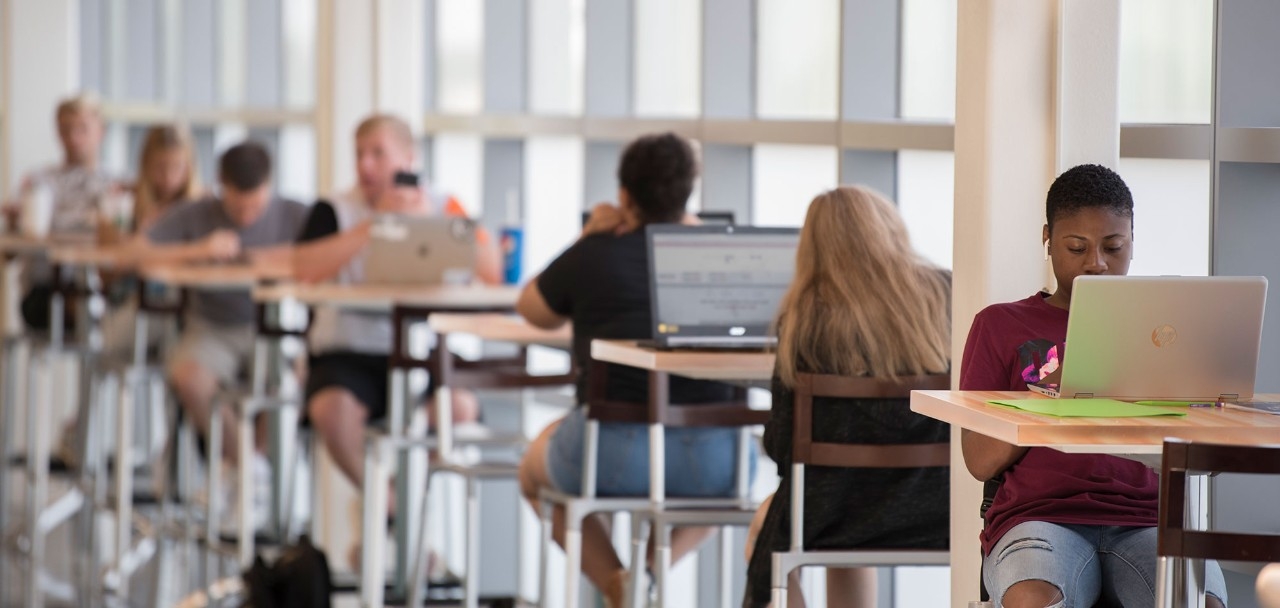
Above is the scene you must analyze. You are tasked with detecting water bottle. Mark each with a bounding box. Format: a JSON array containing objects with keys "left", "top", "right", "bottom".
[
  {"left": 20, "top": 178, "right": 54, "bottom": 238},
  {"left": 500, "top": 189, "right": 523, "bottom": 285}
]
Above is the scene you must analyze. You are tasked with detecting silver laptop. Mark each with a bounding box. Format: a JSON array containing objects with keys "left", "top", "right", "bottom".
[
  {"left": 645, "top": 224, "right": 799, "bottom": 349},
  {"left": 1028, "top": 275, "right": 1268, "bottom": 400},
  {"left": 365, "top": 214, "right": 477, "bottom": 285}
]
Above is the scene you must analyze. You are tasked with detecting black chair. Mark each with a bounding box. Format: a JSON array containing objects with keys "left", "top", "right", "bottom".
[{"left": 1156, "top": 438, "right": 1280, "bottom": 607}]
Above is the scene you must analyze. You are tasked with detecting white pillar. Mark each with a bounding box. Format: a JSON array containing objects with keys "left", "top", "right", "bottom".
[
  {"left": 951, "top": 1, "right": 1120, "bottom": 605},
  {"left": 4, "top": 0, "right": 80, "bottom": 193}
]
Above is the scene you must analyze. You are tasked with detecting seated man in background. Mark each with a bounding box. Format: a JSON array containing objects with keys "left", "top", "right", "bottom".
[
  {"left": 289, "top": 114, "right": 499, "bottom": 541},
  {"left": 9, "top": 92, "right": 118, "bottom": 330},
  {"left": 144, "top": 141, "right": 309, "bottom": 529}
]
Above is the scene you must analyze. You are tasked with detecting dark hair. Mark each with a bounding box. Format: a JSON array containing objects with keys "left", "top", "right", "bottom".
[
  {"left": 218, "top": 141, "right": 272, "bottom": 191},
  {"left": 616, "top": 133, "right": 698, "bottom": 224},
  {"left": 1045, "top": 163, "right": 1133, "bottom": 232}
]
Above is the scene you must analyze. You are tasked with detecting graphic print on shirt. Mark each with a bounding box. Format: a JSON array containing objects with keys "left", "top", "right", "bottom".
[{"left": 1017, "top": 338, "right": 1061, "bottom": 384}]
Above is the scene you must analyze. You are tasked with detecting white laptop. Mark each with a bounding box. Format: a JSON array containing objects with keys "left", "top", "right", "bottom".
[
  {"left": 1028, "top": 275, "right": 1268, "bottom": 401},
  {"left": 365, "top": 214, "right": 477, "bottom": 285},
  {"left": 645, "top": 224, "right": 799, "bottom": 349}
]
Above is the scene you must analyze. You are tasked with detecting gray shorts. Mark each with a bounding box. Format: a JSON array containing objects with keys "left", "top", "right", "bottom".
[{"left": 165, "top": 317, "right": 255, "bottom": 386}]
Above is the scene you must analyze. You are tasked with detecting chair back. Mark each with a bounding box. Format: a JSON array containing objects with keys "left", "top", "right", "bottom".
[
  {"left": 1159, "top": 438, "right": 1280, "bottom": 563},
  {"left": 791, "top": 372, "right": 951, "bottom": 469},
  {"left": 584, "top": 362, "right": 768, "bottom": 427}
]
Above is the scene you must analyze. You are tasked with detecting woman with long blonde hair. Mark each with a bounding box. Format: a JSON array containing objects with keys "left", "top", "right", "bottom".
[
  {"left": 743, "top": 185, "right": 951, "bottom": 608},
  {"left": 101, "top": 124, "right": 201, "bottom": 244}
]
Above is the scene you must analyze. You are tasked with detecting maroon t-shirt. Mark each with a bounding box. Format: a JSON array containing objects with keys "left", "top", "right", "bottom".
[{"left": 960, "top": 292, "right": 1160, "bottom": 555}]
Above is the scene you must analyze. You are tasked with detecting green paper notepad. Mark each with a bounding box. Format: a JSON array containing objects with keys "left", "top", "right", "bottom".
[{"left": 987, "top": 398, "right": 1187, "bottom": 418}]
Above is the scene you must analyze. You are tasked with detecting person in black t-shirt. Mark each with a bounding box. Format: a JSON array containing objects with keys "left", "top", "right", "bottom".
[{"left": 515, "top": 133, "right": 756, "bottom": 607}]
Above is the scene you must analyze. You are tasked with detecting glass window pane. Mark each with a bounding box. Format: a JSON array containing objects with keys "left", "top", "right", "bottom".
[
  {"left": 757, "top": 0, "right": 839, "bottom": 120},
  {"left": 635, "top": 0, "right": 700, "bottom": 117},
  {"left": 752, "top": 144, "right": 838, "bottom": 227},
  {"left": 899, "top": 0, "right": 957, "bottom": 121},
  {"left": 896, "top": 150, "right": 955, "bottom": 269},
  {"left": 437, "top": 0, "right": 484, "bottom": 114},
  {"left": 524, "top": 136, "right": 583, "bottom": 282},
  {"left": 282, "top": 0, "right": 317, "bottom": 109},
  {"left": 279, "top": 124, "right": 317, "bottom": 203},
  {"left": 431, "top": 133, "right": 484, "bottom": 216},
  {"left": 530, "top": 0, "right": 584, "bottom": 115},
  {"left": 1119, "top": 158, "right": 1210, "bottom": 275},
  {"left": 1119, "top": 0, "right": 1212, "bottom": 124}
]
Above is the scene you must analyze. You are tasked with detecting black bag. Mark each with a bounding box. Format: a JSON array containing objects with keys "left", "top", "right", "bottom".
[{"left": 240, "top": 535, "right": 333, "bottom": 608}]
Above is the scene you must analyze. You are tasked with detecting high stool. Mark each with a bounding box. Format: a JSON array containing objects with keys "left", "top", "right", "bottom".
[
  {"left": 538, "top": 366, "right": 761, "bottom": 608},
  {"left": 1156, "top": 438, "right": 1280, "bottom": 608},
  {"left": 404, "top": 342, "right": 575, "bottom": 608},
  {"left": 768, "top": 373, "right": 951, "bottom": 608}
]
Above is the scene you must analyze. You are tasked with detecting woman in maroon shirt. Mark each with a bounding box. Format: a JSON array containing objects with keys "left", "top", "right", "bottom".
[{"left": 959, "top": 164, "right": 1227, "bottom": 607}]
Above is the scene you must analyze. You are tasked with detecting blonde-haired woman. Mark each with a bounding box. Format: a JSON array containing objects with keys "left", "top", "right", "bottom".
[
  {"left": 743, "top": 186, "right": 951, "bottom": 608},
  {"left": 99, "top": 124, "right": 201, "bottom": 354}
]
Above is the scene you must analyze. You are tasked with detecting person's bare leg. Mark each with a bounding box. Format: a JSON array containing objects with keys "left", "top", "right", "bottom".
[
  {"left": 1001, "top": 580, "right": 1063, "bottom": 607},
  {"left": 424, "top": 387, "right": 481, "bottom": 429},
  {"left": 307, "top": 387, "right": 370, "bottom": 485},
  {"left": 518, "top": 420, "right": 626, "bottom": 606},
  {"left": 825, "top": 567, "right": 877, "bottom": 608},
  {"left": 169, "top": 359, "right": 233, "bottom": 461}
]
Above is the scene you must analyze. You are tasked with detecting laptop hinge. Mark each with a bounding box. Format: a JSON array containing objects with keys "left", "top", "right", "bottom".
[
  {"left": 1071, "top": 393, "right": 1094, "bottom": 399},
  {"left": 1218, "top": 393, "right": 1239, "bottom": 402}
]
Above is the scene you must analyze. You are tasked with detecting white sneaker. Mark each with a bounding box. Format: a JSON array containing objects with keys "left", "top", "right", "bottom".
[{"left": 218, "top": 455, "right": 271, "bottom": 538}]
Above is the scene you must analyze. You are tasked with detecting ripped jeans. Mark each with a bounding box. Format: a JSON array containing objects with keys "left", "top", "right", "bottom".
[{"left": 984, "top": 521, "right": 1228, "bottom": 607}]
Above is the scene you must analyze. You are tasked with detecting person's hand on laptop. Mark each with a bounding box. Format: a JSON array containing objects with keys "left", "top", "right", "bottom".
[{"left": 582, "top": 202, "right": 636, "bottom": 238}]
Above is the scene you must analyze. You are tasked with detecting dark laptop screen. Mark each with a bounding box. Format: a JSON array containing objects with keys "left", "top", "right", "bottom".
[{"left": 648, "top": 226, "right": 798, "bottom": 338}]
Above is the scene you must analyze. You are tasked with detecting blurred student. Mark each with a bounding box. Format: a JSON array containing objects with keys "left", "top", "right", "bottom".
[
  {"left": 144, "top": 141, "right": 308, "bottom": 530},
  {"left": 11, "top": 93, "right": 116, "bottom": 330},
  {"left": 742, "top": 186, "right": 951, "bottom": 608},
  {"left": 291, "top": 113, "right": 499, "bottom": 493}
]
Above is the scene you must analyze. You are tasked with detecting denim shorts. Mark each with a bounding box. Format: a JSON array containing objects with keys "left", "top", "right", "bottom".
[
  {"left": 545, "top": 407, "right": 757, "bottom": 497},
  {"left": 984, "top": 521, "right": 1227, "bottom": 607}
]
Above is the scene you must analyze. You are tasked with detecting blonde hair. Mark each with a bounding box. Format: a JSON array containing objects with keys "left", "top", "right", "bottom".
[
  {"left": 134, "top": 124, "right": 200, "bottom": 225},
  {"left": 355, "top": 113, "right": 415, "bottom": 150},
  {"left": 56, "top": 92, "right": 102, "bottom": 121},
  {"left": 774, "top": 186, "right": 951, "bottom": 386}
]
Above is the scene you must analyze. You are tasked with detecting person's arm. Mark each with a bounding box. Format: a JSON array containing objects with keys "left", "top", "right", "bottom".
[
  {"left": 516, "top": 277, "right": 567, "bottom": 329},
  {"left": 472, "top": 227, "right": 502, "bottom": 285},
  {"left": 958, "top": 310, "right": 1030, "bottom": 482},
  {"left": 291, "top": 221, "right": 372, "bottom": 283},
  {"left": 133, "top": 229, "right": 240, "bottom": 265},
  {"left": 517, "top": 241, "right": 577, "bottom": 330}
]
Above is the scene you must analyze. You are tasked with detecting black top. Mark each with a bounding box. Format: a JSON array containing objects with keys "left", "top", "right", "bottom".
[
  {"left": 537, "top": 231, "right": 733, "bottom": 406},
  {"left": 743, "top": 372, "right": 951, "bottom": 607},
  {"left": 296, "top": 200, "right": 339, "bottom": 243}
]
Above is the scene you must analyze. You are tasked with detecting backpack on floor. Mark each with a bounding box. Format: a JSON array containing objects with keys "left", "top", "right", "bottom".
[{"left": 240, "top": 535, "right": 333, "bottom": 608}]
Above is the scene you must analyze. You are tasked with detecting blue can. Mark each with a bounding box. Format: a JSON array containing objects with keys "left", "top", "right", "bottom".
[{"left": 500, "top": 226, "right": 523, "bottom": 285}]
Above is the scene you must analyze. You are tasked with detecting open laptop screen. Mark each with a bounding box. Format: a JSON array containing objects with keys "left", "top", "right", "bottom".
[{"left": 647, "top": 225, "right": 798, "bottom": 341}]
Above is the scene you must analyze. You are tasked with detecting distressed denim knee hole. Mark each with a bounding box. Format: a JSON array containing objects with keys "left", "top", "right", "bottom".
[{"left": 995, "top": 538, "right": 1054, "bottom": 566}]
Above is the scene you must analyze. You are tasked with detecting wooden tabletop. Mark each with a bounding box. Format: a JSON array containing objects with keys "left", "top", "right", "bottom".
[
  {"left": 911, "top": 390, "right": 1280, "bottom": 454},
  {"left": 428, "top": 313, "right": 571, "bottom": 349},
  {"left": 589, "top": 339, "right": 775, "bottom": 381},
  {"left": 139, "top": 260, "right": 293, "bottom": 289},
  {"left": 0, "top": 233, "right": 96, "bottom": 254},
  {"left": 49, "top": 245, "right": 132, "bottom": 268},
  {"left": 253, "top": 282, "right": 521, "bottom": 313}
]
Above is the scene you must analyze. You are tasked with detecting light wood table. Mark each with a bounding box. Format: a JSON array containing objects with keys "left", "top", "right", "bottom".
[
  {"left": 139, "top": 260, "right": 293, "bottom": 290},
  {"left": 910, "top": 390, "right": 1280, "bottom": 607},
  {"left": 253, "top": 281, "right": 520, "bottom": 312},
  {"left": 427, "top": 312, "right": 571, "bottom": 349},
  {"left": 589, "top": 339, "right": 775, "bottom": 382}
]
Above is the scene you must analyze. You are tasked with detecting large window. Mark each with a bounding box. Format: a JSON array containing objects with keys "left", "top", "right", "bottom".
[{"left": 80, "top": 0, "right": 319, "bottom": 202}]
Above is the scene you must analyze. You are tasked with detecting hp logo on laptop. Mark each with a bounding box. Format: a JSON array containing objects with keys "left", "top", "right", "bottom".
[
  {"left": 1151, "top": 324, "right": 1177, "bottom": 348},
  {"left": 729, "top": 326, "right": 746, "bottom": 336}
]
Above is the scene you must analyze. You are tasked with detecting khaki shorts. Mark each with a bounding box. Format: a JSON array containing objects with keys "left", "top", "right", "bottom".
[{"left": 165, "top": 317, "right": 256, "bottom": 386}]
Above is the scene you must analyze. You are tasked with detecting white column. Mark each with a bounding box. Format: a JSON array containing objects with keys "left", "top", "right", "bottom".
[
  {"left": 318, "top": 0, "right": 375, "bottom": 196},
  {"left": 4, "top": 0, "right": 80, "bottom": 192},
  {"left": 952, "top": 1, "right": 1121, "bottom": 605}
]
